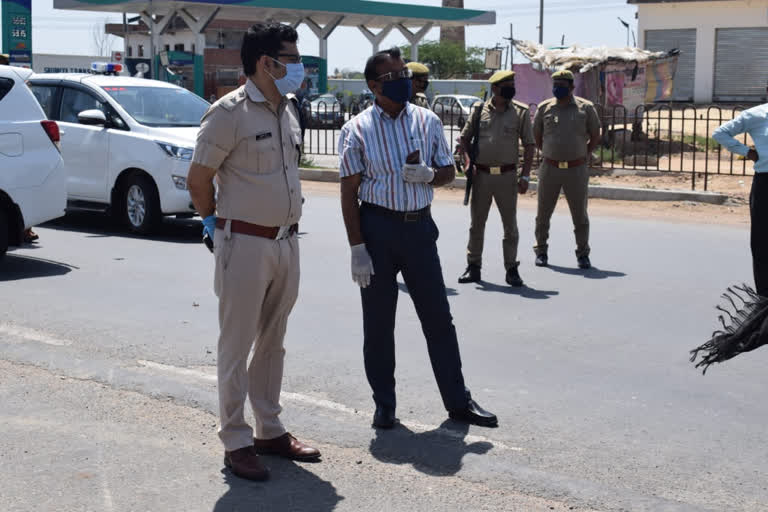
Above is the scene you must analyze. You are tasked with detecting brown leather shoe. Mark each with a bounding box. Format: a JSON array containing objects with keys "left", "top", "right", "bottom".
[
  {"left": 223, "top": 446, "right": 269, "bottom": 481},
  {"left": 253, "top": 433, "right": 321, "bottom": 461}
]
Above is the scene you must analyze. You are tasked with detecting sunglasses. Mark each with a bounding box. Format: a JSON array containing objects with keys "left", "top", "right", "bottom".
[{"left": 374, "top": 68, "right": 413, "bottom": 82}]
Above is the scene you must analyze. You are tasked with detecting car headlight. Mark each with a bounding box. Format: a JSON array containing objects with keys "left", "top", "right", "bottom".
[
  {"left": 156, "top": 141, "right": 194, "bottom": 161},
  {"left": 171, "top": 175, "right": 187, "bottom": 190}
]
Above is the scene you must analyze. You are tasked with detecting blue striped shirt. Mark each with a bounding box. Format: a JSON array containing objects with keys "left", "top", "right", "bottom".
[{"left": 338, "top": 102, "right": 454, "bottom": 211}]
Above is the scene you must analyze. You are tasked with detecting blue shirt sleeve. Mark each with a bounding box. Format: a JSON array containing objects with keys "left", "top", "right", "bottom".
[
  {"left": 338, "top": 122, "right": 366, "bottom": 178},
  {"left": 713, "top": 111, "right": 752, "bottom": 157},
  {"left": 429, "top": 114, "right": 454, "bottom": 168}
]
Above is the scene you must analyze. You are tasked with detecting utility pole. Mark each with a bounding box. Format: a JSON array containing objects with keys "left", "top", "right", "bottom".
[
  {"left": 503, "top": 23, "right": 514, "bottom": 70},
  {"left": 538, "top": 0, "right": 544, "bottom": 44}
]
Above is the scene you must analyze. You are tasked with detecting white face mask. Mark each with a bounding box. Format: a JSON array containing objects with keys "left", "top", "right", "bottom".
[{"left": 267, "top": 58, "right": 305, "bottom": 96}]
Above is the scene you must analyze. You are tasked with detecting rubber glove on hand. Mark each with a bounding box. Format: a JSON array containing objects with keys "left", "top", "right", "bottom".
[
  {"left": 351, "top": 243, "right": 375, "bottom": 288},
  {"left": 402, "top": 161, "right": 435, "bottom": 184},
  {"left": 202, "top": 215, "right": 217, "bottom": 240}
]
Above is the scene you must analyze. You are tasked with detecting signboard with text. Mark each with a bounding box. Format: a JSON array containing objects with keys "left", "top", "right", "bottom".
[{"left": 2, "top": 0, "right": 32, "bottom": 67}]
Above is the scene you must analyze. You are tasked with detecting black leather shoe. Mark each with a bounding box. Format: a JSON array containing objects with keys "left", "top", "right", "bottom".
[
  {"left": 458, "top": 264, "right": 481, "bottom": 284},
  {"left": 372, "top": 406, "right": 397, "bottom": 429},
  {"left": 505, "top": 267, "right": 523, "bottom": 287},
  {"left": 577, "top": 255, "right": 591, "bottom": 269},
  {"left": 449, "top": 399, "right": 498, "bottom": 428},
  {"left": 535, "top": 254, "right": 548, "bottom": 267}
]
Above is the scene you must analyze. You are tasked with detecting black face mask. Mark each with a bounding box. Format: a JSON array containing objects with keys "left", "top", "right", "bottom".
[{"left": 500, "top": 86, "right": 516, "bottom": 100}]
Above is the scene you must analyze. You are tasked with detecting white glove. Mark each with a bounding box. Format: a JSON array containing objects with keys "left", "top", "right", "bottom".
[
  {"left": 351, "top": 243, "right": 375, "bottom": 288},
  {"left": 402, "top": 161, "right": 435, "bottom": 184}
]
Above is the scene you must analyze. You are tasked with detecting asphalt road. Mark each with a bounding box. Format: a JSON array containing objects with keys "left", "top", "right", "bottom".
[{"left": 1, "top": 187, "right": 766, "bottom": 512}]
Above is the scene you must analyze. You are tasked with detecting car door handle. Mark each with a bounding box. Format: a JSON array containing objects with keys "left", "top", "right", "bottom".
[{"left": 59, "top": 129, "right": 66, "bottom": 136}]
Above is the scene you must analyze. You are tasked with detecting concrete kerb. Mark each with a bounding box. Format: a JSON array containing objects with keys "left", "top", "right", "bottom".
[{"left": 299, "top": 168, "right": 729, "bottom": 205}]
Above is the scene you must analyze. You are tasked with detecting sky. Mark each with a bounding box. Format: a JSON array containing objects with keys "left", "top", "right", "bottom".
[{"left": 7, "top": 0, "right": 638, "bottom": 71}]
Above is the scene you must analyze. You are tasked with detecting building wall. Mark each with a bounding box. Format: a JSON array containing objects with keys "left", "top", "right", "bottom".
[{"left": 637, "top": 0, "right": 768, "bottom": 102}]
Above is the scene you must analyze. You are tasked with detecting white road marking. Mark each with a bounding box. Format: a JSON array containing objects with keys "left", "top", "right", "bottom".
[
  {"left": 0, "top": 323, "right": 73, "bottom": 346},
  {"left": 136, "top": 360, "right": 521, "bottom": 452}
]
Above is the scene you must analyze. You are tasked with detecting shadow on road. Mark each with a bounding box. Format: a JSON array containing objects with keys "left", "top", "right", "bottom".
[
  {"left": 42, "top": 212, "right": 202, "bottom": 244},
  {"left": 398, "top": 281, "right": 458, "bottom": 297},
  {"left": 474, "top": 280, "right": 559, "bottom": 299},
  {"left": 369, "top": 420, "right": 492, "bottom": 477},
  {"left": 0, "top": 254, "right": 75, "bottom": 281},
  {"left": 213, "top": 461, "right": 342, "bottom": 512},
  {"left": 546, "top": 264, "right": 626, "bottom": 279}
]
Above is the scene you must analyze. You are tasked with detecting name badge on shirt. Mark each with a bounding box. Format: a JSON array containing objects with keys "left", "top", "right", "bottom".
[{"left": 254, "top": 131, "right": 272, "bottom": 141}]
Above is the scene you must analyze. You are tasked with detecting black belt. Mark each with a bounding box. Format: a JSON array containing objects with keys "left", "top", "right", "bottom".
[{"left": 361, "top": 202, "right": 431, "bottom": 222}]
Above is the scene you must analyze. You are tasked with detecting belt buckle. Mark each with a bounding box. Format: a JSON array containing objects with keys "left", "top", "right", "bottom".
[
  {"left": 558, "top": 161, "right": 569, "bottom": 169},
  {"left": 404, "top": 212, "right": 419, "bottom": 222},
  {"left": 490, "top": 166, "right": 502, "bottom": 175},
  {"left": 275, "top": 225, "right": 290, "bottom": 239}
]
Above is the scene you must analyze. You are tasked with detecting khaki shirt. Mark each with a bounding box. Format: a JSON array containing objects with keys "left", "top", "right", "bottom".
[
  {"left": 192, "top": 80, "right": 302, "bottom": 227},
  {"left": 410, "top": 92, "right": 430, "bottom": 109},
  {"left": 533, "top": 96, "right": 601, "bottom": 161},
  {"left": 461, "top": 99, "right": 535, "bottom": 166}
]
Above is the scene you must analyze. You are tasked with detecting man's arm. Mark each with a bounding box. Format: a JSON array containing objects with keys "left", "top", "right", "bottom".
[
  {"left": 340, "top": 175, "right": 363, "bottom": 245},
  {"left": 519, "top": 108, "right": 536, "bottom": 177},
  {"left": 586, "top": 104, "right": 601, "bottom": 154},
  {"left": 188, "top": 163, "right": 217, "bottom": 218},
  {"left": 188, "top": 105, "right": 235, "bottom": 219},
  {"left": 533, "top": 106, "right": 544, "bottom": 150},
  {"left": 713, "top": 112, "right": 752, "bottom": 157}
]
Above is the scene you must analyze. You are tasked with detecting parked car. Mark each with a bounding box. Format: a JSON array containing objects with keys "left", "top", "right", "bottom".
[
  {"left": 306, "top": 93, "right": 344, "bottom": 129},
  {"left": 27, "top": 67, "right": 210, "bottom": 234},
  {"left": 431, "top": 94, "right": 483, "bottom": 128},
  {"left": 0, "top": 65, "right": 67, "bottom": 259}
]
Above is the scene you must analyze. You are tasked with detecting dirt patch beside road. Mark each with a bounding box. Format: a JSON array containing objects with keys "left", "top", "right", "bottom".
[{"left": 302, "top": 180, "right": 750, "bottom": 227}]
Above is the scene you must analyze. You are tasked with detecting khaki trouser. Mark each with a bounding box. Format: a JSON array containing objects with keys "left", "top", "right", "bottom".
[
  {"left": 214, "top": 220, "right": 300, "bottom": 452},
  {"left": 534, "top": 162, "right": 590, "bottom": 258},
  {"left": 467, "top": 170, "right": 519, "bottom": 270}
]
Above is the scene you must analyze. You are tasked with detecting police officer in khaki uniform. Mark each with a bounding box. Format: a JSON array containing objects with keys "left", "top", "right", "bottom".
[
  {"left": 532, "top": 69, "right": 601, "bottom": 269},
  {"left": 187, "top": 22, "right": 319, "bottom": 482},
  {"left": 406, "top": 61, "right": 431, "bottom": 109},
  {"left": 457, "top": 70, "right": 535, "bottom": 287}
]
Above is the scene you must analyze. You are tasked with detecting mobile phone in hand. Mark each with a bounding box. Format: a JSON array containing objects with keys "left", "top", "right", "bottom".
[{"left": 406, "top": 149, "right": 420, "bottom": 164}]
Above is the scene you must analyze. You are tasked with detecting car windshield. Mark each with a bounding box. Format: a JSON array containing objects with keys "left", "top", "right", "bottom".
[
  {"left": 458, "top": 97, "right": 480, "bottom": 108},
  {"left": 101, "top": 86, "right": 209, "bottom": 127},
  {"left": 312, "top": 96, "right": 336, "bottom": 105}
]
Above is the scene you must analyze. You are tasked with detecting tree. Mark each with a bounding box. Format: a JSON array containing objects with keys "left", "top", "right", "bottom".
[
  {"left": 92, "top": 19, "right": 116, "bottom": 57},
  {"left": 401, "top": 40, "right": 485, "bottom": 79}
]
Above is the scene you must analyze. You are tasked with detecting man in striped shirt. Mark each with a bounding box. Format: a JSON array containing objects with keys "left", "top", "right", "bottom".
[{"left": 338, "top": 47, "right": 497, "bottom": 430}]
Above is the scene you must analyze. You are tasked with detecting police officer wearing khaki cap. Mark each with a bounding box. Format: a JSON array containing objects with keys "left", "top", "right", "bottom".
[
  {"left": 187, "top": 22, "right": 320, "bottom": 482},
  {"left": 406, "top": 61, "right": 431, "bottom": 109},
  {"left": 457, "top": 70, "right": 535, "bottom": 287},
  {"left": 532, "top": 69, "right": 601, "bottom": 269},
  {"left": 0, "top": 54, "right": 9, "bottom": 65}
]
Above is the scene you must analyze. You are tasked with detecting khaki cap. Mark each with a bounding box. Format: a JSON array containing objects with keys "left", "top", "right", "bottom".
[
  {"left": 551, "top": 69, "right": 575, "bottom": 81},
  {"left": 489, "top": 70, "right": 515, "bottom": 85},
  {"left": 406, "top": 62, "right": 430, "bottom": 77}
]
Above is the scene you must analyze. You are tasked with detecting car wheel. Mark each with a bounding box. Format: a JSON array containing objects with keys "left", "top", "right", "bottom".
[
  {"left": 121, "top": 174, "right": 161, "bottom": 234},
  {"left": 457, "top": 115, "right": 466, "bottom": 129},
  {"left": 0, "top": 208, "right": 8, "bottom": 260}
]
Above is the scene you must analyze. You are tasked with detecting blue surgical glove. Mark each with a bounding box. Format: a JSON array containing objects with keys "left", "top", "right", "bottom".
[{"left": 202, "top": 215, "right": 217, "bottom": 239}]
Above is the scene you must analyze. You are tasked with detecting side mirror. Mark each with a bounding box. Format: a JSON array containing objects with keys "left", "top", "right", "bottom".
[{"left": 77, "top": 109, "right": 107, "bottom": 126}]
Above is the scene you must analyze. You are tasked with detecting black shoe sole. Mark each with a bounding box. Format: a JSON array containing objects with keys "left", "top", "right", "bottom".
[
  {"left": 372, "top": 420, "right": 397, "bottom": 429},
  {"left": 448, "top": 413, "right": 499, "bottom": 428},
  {"left": 458, "top": 278, "right": 480, "bottom": 284}
]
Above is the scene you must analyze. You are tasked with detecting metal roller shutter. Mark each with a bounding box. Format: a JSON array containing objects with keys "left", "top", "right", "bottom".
[
  {"left": 714, "top": 27, "right": 768, "bottom": 102},
  {"left": 645, "top": 29, "right": 696, "bottom": 102}
]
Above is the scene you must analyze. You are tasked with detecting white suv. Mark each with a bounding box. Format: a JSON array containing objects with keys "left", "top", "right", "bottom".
[
  {"left": 28, "top": 72, "right": 209, "bottom": 233},
  {"left": 0, "top": 65, "right": 66, "bottom": 259}
]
